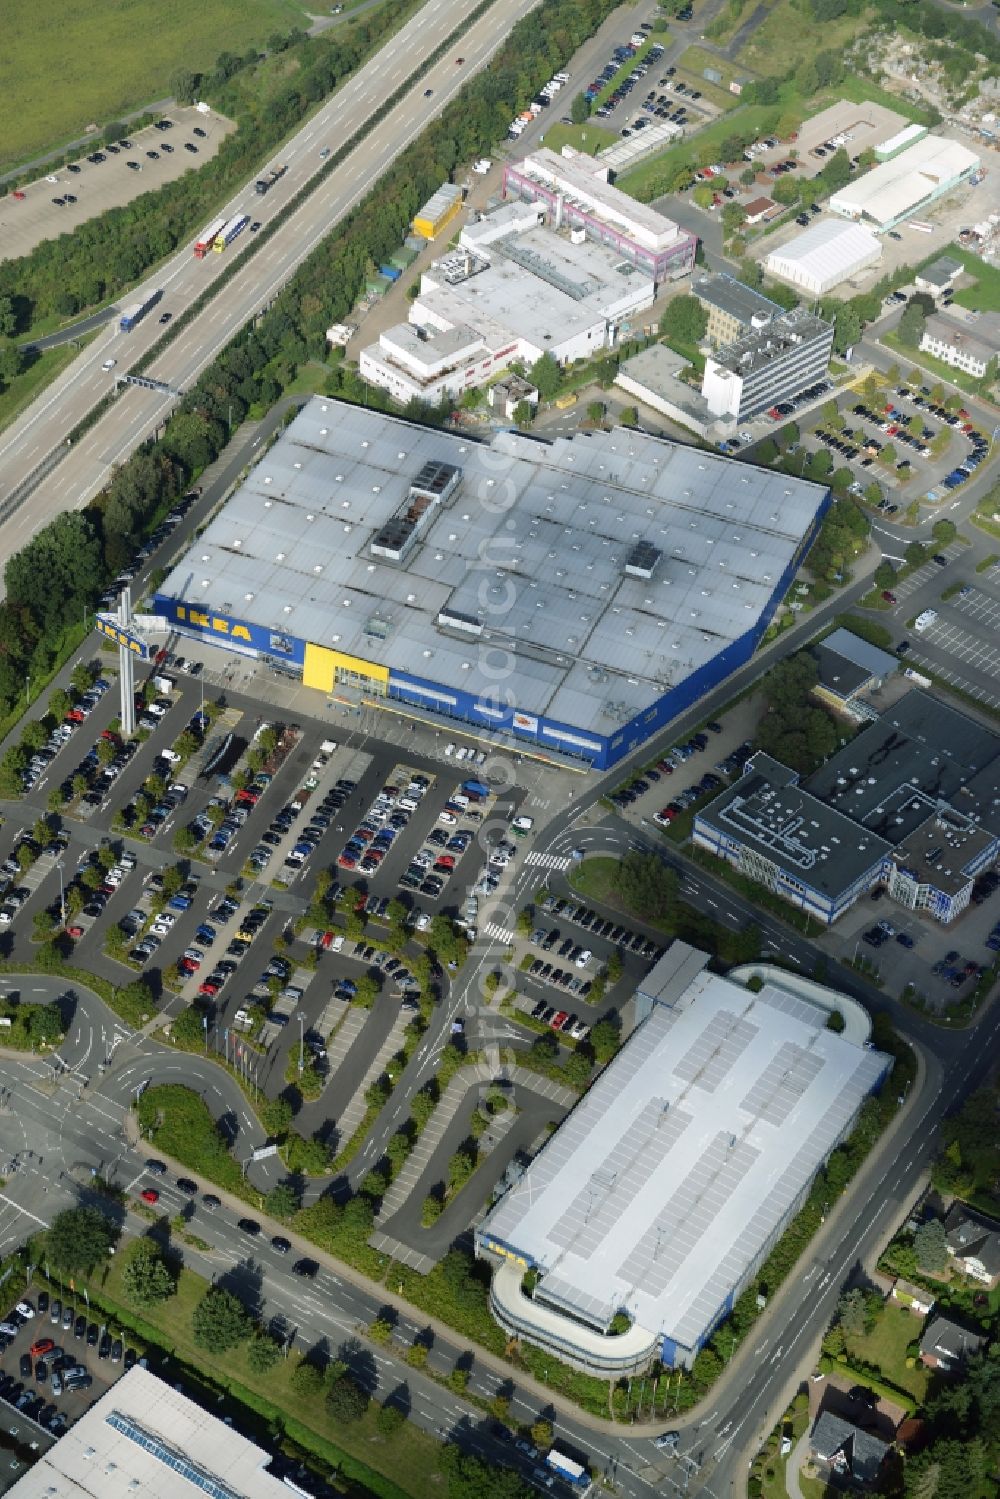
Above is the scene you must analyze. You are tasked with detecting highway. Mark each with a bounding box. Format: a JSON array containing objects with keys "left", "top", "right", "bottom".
[{"left": 0, "top": 0, "right": 540, "bottom": 566}]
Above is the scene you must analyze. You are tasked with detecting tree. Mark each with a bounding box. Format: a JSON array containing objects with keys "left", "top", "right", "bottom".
[
  {"left": 246, "top": 1329, "right": 281, "bottom": 1372},
  {"left": 660, "top": 295, "right": 708, "bottom": 346},
  {"left": 722, "top": 201, "right": 747, "bottom": 236},
  {"left": 192, "top": 1287, "right": 250, "bottom": 1352},
  {"left": 260, "top": 1094, "right": 294, "bottom": 1136},
  {"left": 121, "top": 1240, "right": 175, "bottom": 1306},
  {"left": 931, "top": 518, "right": 957, "bottom": 546},
  {"left": 47, "top": 1206, "right": 117, "bottom": 1273},
  {"left": 529, "top": 353, "right": 561, "bottom": 402},
  {"left": 586, "top": 400, "right": 605, "bottom": 425},
  {"left": 905, "top": 540, "right": 928, "bottom": 570},
  {"left": 914, "top": 1217, "right": 948, "bottom": 1273},
  {"left": 588, "top": 1016, "right": 621, "bottom": 1064},
  {"left": 570, "top": 92, "right": 591, "bottom": 124},
  {"left": 898, "top": 301, "right": 927, "bottom": 349},
  {"left": 837, "top": 1288, "right": 867, "bottom": 1339},
  {"left": 376, "top": 1400, "right": 406, "bottom": 1436},
  {"left": 290, "top": 1359, "right": 325, "bottom": 1397},
  {"left": 266, "top": 1181, "right": 299, "bottom": 1220},
  {"left": 326, "top": 1372, "right": 369, "bottom": 1423},
  {"left": 531, "top": 1419, "right": 554, "bottom": 1450},
  {"left": 512, "top": 400, "right": 534, "bottom": 429}
]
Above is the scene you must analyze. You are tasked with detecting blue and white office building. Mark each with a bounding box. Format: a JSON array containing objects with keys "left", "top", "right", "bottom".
[{"left": 155, "top": 399, "right": 829, "bottom": 771}]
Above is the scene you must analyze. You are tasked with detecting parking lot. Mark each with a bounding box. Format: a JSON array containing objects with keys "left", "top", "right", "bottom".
[
  {"left": 0, "top": 108, "right": 234, "bottom": 261},
  {"left": 906, "top": 564, "right": 1000, "bottom": 711},
  {"left": 0, "top": 1286, "right": 138, "bottom": 1470}
]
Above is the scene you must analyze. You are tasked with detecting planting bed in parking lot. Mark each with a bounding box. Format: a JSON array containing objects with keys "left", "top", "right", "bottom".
[{"left": 136, "top": 1085, "right": 263, "bottom": 1208}]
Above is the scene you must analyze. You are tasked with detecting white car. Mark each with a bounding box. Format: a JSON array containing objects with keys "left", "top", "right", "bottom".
[
  {"left": 438, "top": 810, "right": 457, "bottom": 825},
  {"left": 102, "top": 358, "right": 117, "bottom": 371},
  {"left": 414, "top": 912, "right": 431, "bottom": 931},
  {"left": 914, "top": 609, "right": 938, "bottom": 633},
  {"left": 159, "top": 748, "right": 181, "bottom": 763},
  {"left": 444, "top": 743, "right": 456, "bottom": 757},
  {"left": 146, "top": 702, "right": 168, "bottom": 718},
  {"left": 15, "top": 1301, "right": 35, "bottom": 1319},
  {"left": 575, "top": 948, "right": 593, "bottom": 968},
  {"left": 511, "top": 815, "right": 534, "bottom": 831}
]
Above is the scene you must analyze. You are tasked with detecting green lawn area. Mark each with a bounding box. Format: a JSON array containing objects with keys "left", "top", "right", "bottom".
[
  {"left": 2, "top": 0, "right": 310, "bottom": 169},
  {"left": 618, "top": 102, "right": 781, "bottom": 198},
  {"left": 738, "top": 0, "right": 866, "bottom": 78},
  {"left": 0, "top": 343, "right": 83, "bottom": 436},
  {"left": 947, "top": 244, "right": 1000, "bottom": 312},
  {"left": 137, "top": 1085, "right": 263, "bottom": 1207},
  {"left": 72, "top": 1257, "right": 447, "bottom": 1499},
  {"left": 845, "top": 1304, "right": 930, "bottom": 1401},
  {"left": 672, "top": 48, "right": 742, "bottom": 110},
  {"left": 542, "top": 121, "right": 617, "bottom": 156}
]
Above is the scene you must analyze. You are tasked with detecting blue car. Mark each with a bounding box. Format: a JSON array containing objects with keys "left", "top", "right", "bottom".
[{"left": 195, "top": 924, "right": 216, "bottom": 944}]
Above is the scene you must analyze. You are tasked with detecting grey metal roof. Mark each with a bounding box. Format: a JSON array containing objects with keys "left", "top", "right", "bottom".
[
  {"left": 710, "top": 308, "right": 833, "bottom": 378},
  {"left": 820, "top": 627, "right": 899, "bottom": 684},
  {"left": 479, "top": 962, "right": 888, "bottom": 1352},
  {"left": 159, "top": 401, "right": 827, "bottom": 736},
  {"left": 692, "top": 272, "right": 782, "bottom": 328}
]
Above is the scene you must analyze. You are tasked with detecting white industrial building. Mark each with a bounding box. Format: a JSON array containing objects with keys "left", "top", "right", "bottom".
[
  {"left": 477, "top": 944, "right": 890, "bottom": 1375},
  {"left": 764, "top": 219, "right": 883, "bottom": 296},
  {"left": 828, "top": 134, "right": 980, "bottom": 231},
  {"left": 359, "top": 201, "right": 656, "bottom": 404},
  {"left": 7, "top": 1365, "right": 295, "bottom": 1497}
]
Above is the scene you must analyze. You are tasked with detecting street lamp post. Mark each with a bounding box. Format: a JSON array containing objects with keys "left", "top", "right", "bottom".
[
  {"left": 56, "top": 862, "right": 65, "bottom": 925},
  {"left": 297, "top": 1012, "right": 304, "bottom": 1076}
]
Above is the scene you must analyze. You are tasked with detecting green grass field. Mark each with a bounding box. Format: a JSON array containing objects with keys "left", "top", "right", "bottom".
[
  {"left": 2, "top": 0, "right": 311, "bottom": 170},
  {"left": 0, "top": 343, "right": 82, "bottom": 436},
  {"left": 541, "top": 121, "right": 617, "bottom": 156},
  {"left": 844, "top": 1304, "right": 930, "bottom": 1401},
  {"left": 948, "top": 244, "right": 1000, "bottom": 311},
  {"left": 737, "top": 0, "right": 864, "bottom": 77}
]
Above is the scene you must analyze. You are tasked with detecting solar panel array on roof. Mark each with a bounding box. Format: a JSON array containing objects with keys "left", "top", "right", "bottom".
[{"left": 478, "top": 962, "right": 890, "bottom": 1358}]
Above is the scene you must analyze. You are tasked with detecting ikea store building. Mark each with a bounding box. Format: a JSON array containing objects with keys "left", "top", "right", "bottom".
[{"left": 155, "top": 400, "right": 829, "bottom": 771}]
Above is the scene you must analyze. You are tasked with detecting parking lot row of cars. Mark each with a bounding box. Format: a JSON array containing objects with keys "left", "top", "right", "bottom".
[
  {"left": 16, "top": 121, "right": 210, "bottom": 211},
  {"left": 397, "top": 777, "right": 488, "bottom": 903},
  {"left": 884, "top": 386, "right": 989, "bottom": 492},
  {"left": 525, "top": 997, "right": 591, "bottom": 1040},
  {"left": 760, "top": 379, "right": 832, "bottom": 425},
  {"left": 539, "top": 892, "right": 663, "bottom": 965},
  {"left": 610, "top": 725, "right": 724, "bottom": 807}
]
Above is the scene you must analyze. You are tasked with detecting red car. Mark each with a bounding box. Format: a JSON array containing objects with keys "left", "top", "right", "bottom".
[
  {"left": 29, "top": 1337, "right": 54, "bottom": 1359},
  {"left": 140, "top": 1188, "right": 159, "bottom": 1204},
  {"left": 65, "top": 709, "right": 85, "bottom": 723},
  {"left": 12, "top": 190, "right": 25, "bottom": 201},
  {"left": 198, "top": 978, "right": 221, "bottom": 997},
  {"left": 434, "top": 855, "right": 456, "bottom": 870},
  {"left": 66, "top": 924, "right": 85, "bottom": 939},
  {"left": 337, "top": 853, "right": 357, "bottom": 869},
  {"left": 550, "top": 1010, "right": 569, "bottom": 1030},
  {"left": 881, "top": 590, "right": 897, "bottom": 603}
]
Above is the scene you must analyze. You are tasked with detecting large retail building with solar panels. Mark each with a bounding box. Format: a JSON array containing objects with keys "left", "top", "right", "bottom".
[
  {"left": 154, "top": 399, "right": 829, "bottom": 770},
  {"left": 477, "top": 944, "right": 891, "bottom": 1376}
]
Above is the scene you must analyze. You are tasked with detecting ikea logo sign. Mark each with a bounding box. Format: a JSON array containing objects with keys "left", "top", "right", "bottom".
[{"left": 175, "top": 605, "right": 253, "bottom": 643}]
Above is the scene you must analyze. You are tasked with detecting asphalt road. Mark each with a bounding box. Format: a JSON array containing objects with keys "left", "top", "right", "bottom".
[{"left": 0, "top": 0, "right": 541, "bottom": 568}]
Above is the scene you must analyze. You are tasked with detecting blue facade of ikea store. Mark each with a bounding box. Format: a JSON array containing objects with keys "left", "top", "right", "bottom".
[{"left": 154, "top": 498, "right": 827, "bottom": 772}]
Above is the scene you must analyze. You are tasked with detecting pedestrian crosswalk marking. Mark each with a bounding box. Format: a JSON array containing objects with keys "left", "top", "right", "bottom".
[
  {"left": 482, "top": 922, "right": 515, "bottom": 943},
  {"left": 524, "top": 852, "right": 571, "bottom": 871}
]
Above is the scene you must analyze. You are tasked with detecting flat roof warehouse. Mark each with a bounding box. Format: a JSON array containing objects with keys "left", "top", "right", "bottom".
[{"left": 156, "top": 401, "right": 828, "bottom": 769}]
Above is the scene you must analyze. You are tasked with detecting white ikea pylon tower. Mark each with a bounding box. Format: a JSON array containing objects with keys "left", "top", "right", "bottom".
[{"left": 118, "top": 587, "right": 136, "bottom": 738}]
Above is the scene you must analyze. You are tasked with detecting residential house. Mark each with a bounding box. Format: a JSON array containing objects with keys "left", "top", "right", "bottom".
[
  {"left": 919, "top": 1314, "right": 984, "bottom": 1370},
  {"left": 944, "top": 1204, "right": 1000, "bottom": 1287},
  {"left": 810, "top": 1412, "right": 890, "bottom": 1488}
]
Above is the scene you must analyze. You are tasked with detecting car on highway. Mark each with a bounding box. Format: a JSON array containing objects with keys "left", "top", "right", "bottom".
[
  {"left": 158, "top": 312, "right": 172, "bottom": 324},
  {"left": 424, "top": 87, "right": 433, "bottom": 96},
  {"left": 238, "top": 1219, "right": 261, "bottom": 1237},
  {"left": 101, "top": 359, "right": 116, "bottom": 371}
]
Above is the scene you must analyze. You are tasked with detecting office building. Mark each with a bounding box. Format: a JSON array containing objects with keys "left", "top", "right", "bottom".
[
  {"left": 7, "top": 1365, "right": 294, "bottom": 1497},
  {"left": 829, "top": 134, "right": 979, "bottom": 232},
  {"left": 691, "top": 273, "right": 784, "bottom": 350},
  {"left": 764, "top": 219, "right": 883, "bottom": 296},
  {"left": 502, "top": 147, "right": 697, "bottom": 282},
  {"left": 154, "top": 400, "right": 829, "bottom": 771},
  {"left": 701, "top": 308, "right": 835, "bottom": 423},
  {"left": 694, "top": 689, "right": 1000, "bottom": 925},
  {"left": 914, "top": 255, "right": 962, "bottom": 299},
  {"left": 477, "top": 944, "right": 889, "bottom": 1375}
]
